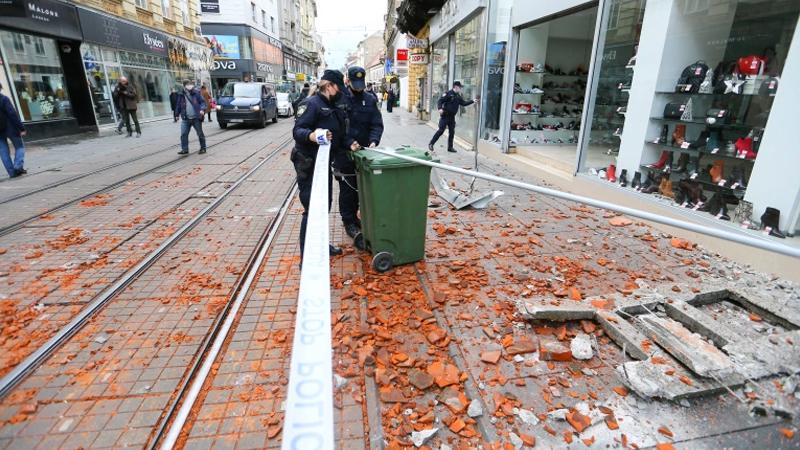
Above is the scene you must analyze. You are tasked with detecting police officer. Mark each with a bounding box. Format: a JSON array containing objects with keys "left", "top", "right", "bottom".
[
  {"left": 336, "top": 66, "right": 384, "bottom": 250},
  {"left": 292, "top": 70, "right": 348, "bottom": 258},
  {"left": 428, "top": 81, "right": 478, "bottom": 153}
]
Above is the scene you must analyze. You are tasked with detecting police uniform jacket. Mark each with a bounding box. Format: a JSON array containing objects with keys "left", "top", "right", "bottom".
[
  {"left": 293, "top": 93, "right": 347, "bottom": 156},
  {"left": 345, "top": 88, "right": 384, "bottom": 148},
  {"left": 437, "top": 89, "right": 474, "bottom": 117}
]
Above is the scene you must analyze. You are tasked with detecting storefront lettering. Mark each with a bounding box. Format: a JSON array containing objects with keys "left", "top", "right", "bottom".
[
  {"left": 487, "top": 66, "right": 504, "bottom": 75},
  {"left": 212, "top": 60, "right": 237, "bottom": 70},
  {"left": 143, "top": 33, "right": 165, "bottom": 50},
  {"left": 256, "top": 62, "right": 273, "bottom": 73},
  {"left": 27, "top": 1, "right": 59, "bottom": 22}
]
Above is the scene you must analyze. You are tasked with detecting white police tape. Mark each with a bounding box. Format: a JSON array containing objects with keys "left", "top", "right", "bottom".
[
  {"left": 370, "top": 148, "right": 800, "bottom": 259},
  {"left": 282, "top": 130, "right": 334, "bottom": 450}
]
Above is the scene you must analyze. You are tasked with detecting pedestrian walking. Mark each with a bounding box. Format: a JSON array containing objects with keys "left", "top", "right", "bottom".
[
  {"left": 174, "top": 80, "right": 207, "bottom": 155},
  {"left": 386, "top": 88, "right": 395, "bottom": 113},
  {"left": 169, "top": 88, "right": 178, "bottom": 122},
  {"left": 291, "top": 70, "right": 347, "bottom": 259},
  {"left": 429, "top": 81, "right": 478, "bottom": 153},
  {"left": 200, "top": 85, "right": 213, "bottom": 122},
  {"left": 337, "top": 66, "right": 383, "bottom": 250},
  {"left": 0, "top": 82, "right": 27, "bottom": 178},
  {"left": 113, "top": 77, "right": 141, "bottom": 137}
]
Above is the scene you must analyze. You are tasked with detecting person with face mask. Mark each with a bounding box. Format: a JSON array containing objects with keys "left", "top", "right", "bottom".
[
  {"left": 174, "top": 80, "right": 208, "bottom": 155},
  {"left": 335, "top": 66, "right": 384, "bottom": 250},
  {"left": 429, "top": 81, "right": 479, "bottom": 153},
  {"left": 112, "top": 76, "right": 141, "bottom": 137},
  {"left": 0, "top": 82, "right": 27, "bottom": 178},
  {"left": 292, "top": 69, "right": 348, "bottom": 260}
]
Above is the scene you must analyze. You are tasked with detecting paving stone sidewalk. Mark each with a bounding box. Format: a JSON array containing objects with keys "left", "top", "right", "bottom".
[{"left": 179, "top": 108, "right": 799, "bottom": 450}]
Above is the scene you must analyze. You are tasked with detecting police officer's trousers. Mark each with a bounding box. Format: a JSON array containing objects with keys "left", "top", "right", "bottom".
[
  {"left": 333, "top": 151, "right": 359, "bottom": 227},
  {"left": 430, "top": 115, "right": 456, "bottom": 150},
  {"left": 291, "top": 148, "right": 333, "bottom": 256}
]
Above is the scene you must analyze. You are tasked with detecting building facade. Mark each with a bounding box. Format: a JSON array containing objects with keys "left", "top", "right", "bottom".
[
  {"left": 0, "top": 0, "right": 210, "bottom": 139},
  {"left": 200, "top": 0, "right": 283, "bottom": 90},
  {"left": 277, "top": 0, "right": 318, "bottom": 85},
  {"left": 390, "top": 0, "right": 800, "bottom": 243}
]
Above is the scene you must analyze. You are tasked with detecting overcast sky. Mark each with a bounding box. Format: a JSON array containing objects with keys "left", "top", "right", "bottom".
[{"left": 316, "top": 0, "right": 386, "bottom": 69}]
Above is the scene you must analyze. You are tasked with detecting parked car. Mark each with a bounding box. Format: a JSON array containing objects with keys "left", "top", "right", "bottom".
[
  {"left": 276, "top": 92, "right": 294, "bottom": 117},
  {"left": 215, "top": 82, "right": 278, "bottom": 129}
]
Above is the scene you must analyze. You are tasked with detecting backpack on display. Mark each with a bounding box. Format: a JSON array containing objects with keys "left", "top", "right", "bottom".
[
  {"left": 675, "top": 60, "right": 710, "bottom": 93},
  {"left": 663, "top": 102, "right": 690, "bottom": 120}
]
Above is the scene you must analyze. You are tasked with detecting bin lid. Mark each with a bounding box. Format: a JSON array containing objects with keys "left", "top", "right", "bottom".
[{"left": 353, "top": 146, "right": 434, "bottom": 169}]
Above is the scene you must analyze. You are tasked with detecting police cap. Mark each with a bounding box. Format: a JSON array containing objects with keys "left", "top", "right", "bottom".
[
  {"left": 347, "top": 66, "right": 367, "bottom": 89},
  {"left": 321, "top": 69, "right": 345, "bottom": 91}
]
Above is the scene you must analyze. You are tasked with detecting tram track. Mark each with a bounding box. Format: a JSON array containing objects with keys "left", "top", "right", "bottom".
[
  {"left": 0, "top": 126, "right": 261, "bottom": 237},
  {"left": 0, "top": 134, "right": 296, "bottom": 401}
]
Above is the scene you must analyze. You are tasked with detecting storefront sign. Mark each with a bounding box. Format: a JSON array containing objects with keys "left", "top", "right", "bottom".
[
  {"left": 407, "top": 37, "right": 429, "bottom": 49},
  {"left": 430, "top": 0, "right": 487, "bottom": 42},
  {"left": 410, "top": 54, "right": 428, "bottom": 65},
  {"left": 296, "top": 73, "right": 306, "bottom": 81},
  {"left": 256, "top": 62, "right": 275, "bottom": 73},
  {"left": 0, "top": 0, "right": 81, "bottom": 40},
  {"left": 200, "top": 0, "right": 219, "bottom": 13},
  {"left": 79, "top": 9, "right": 168, "bottom": 55},
  {"left": 212, "top": 60, "right": 237, "bottom": 71},
  {"left": 396, "top": 49, "right": 409, "bottom": 62}
]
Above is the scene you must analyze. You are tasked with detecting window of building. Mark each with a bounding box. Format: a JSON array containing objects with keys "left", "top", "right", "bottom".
[
  {"left": 271, "top": 16, "right": 275, "bottom": 33},
  {"left": 180, "top": 0, "right": 190, "bottom": 25},
  {"left": 161, "top": 0, "right": 170, "bottom": 18},
  {"left": 33, "top": 37, "right": 45, "bottom": 55},
  {"left": 251, "top": 3, "right": 257, "bottom": 22},
  {"left": 12, "top": 33, "right": 24, "bottom": 52},
  {"left": 262, "top": 10, "right": 267, "bottom": 27},
  {"left": 135, "top": 0, "right": 148, "bottom": 9}
]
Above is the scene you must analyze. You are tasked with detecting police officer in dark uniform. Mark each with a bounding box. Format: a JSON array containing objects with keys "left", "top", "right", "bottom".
[
  {"left": 428, "top": 81, "right": 478, "bottom": 153},
  {"left": 291, "top": 70, "right": 348, "bottom": 258},
  {"left": 335, "top": 66, "right": 384, "bottom": 250}
]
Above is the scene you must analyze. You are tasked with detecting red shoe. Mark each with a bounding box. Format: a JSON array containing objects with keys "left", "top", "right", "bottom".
[
  {"left": 647, "top": 151, "right": 670, "bottom": 169},
  {"left": 607, "top": 164, "right": 617, "bottom": 183}
]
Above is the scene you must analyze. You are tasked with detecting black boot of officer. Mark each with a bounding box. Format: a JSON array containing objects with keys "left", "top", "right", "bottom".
[
  {"left": 339, "top": 66, "right": 385, "bottom": 251},
  {"left": 291, "top": 70, "right": 349, "bottom": 259},
  {"left": 429, "top": 81, "right": 476, "bottom": 153}
]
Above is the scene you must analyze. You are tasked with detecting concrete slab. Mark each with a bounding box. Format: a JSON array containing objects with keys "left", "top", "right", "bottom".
[
  {"left": 637, "top": 315, "right": 736, "bottom": 378},
  {"left": 663, "top": 301, "right": 741, "bottom": 347},
  {"left": 595, "top": 311, "right": 650, "bottom": 360},
  {"left": 723, "top": 330, "right": 800, "bottom": 380}
]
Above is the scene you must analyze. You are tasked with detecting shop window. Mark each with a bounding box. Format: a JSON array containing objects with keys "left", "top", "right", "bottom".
[
  {"left": 619, "top": 0, "right": 800, "bottom": 229},
  {"left": 0, "top": 31, "right": 73, "bottom": 122},
  {"left": 510, "top": 7, "right": 596, "bottom": 156},
  {"left": 429, "top": 37, "right": 449, "bottom": 126}
]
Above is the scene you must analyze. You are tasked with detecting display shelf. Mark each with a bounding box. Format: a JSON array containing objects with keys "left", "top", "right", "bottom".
[
  {"left": 637, "top": 166, "right": 748, "bottom": 193},
  {"left": 514, "top": 92, "right": 544, "bottom": 96},
  {"left": 643, "top": 140, "right": 757, "bottom": 163},
  {"left": 515, "top": 71, "right": 545, "bottom": 75},
  {"left": 655, "top": 90, "right": 768, "bottom": 97},
  {"left": 649, "top": 117, "right": 758, "bottom": 131},
  {"left": 511, "top": 112, "right": 541, "bottom": 116}
]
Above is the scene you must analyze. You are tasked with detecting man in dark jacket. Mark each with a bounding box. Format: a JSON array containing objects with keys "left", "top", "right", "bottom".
[
  {"left": 429, "top": 81, "right": 478, "bottom": 153},
  {"left": 293, "top": 82, "right": 310, "bottom": 117},
  {"left": 337, "top": 66, "right": 383, "bottom": 250},
  {"left": 174, "top": 80, "right": 208, "bottom": 155},
  {"left": 292, "top": 70, "right": 347, "bottom": 257},
  {"left": 0, "top": 82, "right": 26, "bottom": 178},
  {"left": 113, "top": 77, "right": 141, "bottom": 137}
]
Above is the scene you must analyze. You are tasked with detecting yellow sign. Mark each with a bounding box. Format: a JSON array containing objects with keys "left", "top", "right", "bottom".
[{"left": 297, "top": 73, "right": 306, "bottom": 81}]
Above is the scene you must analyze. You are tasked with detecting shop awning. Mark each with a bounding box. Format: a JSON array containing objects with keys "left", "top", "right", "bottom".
[{"left": 396, "top": 0, "right": 445, "bottom": 35}]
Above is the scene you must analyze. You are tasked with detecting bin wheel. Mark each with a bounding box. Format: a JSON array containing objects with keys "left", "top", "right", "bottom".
[{"left": 372, "top": 252, "right": 393, "bottom": 273}]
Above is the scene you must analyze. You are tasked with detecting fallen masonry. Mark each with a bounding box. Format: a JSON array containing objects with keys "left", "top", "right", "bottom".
[{"left": 517, "top": 281, "right": 800, "bottom": 401}]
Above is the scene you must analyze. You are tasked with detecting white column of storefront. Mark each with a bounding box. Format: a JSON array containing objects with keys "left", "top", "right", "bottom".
[
  {"left": 616, "top": 0, "right": 679, "bottom": 176},
  {"left": 744, "top": 17, "right": 800, "bottom": 234}
]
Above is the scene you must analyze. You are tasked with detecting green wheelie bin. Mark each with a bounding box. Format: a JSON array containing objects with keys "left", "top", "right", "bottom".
[{"left": 351, "top": 146, "right": 435, "bottom": 272}]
